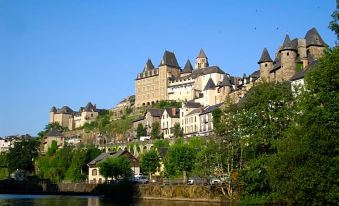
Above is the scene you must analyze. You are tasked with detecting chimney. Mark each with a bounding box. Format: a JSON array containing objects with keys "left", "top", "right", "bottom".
[{"left": 171, "top": 108, "right": 176, "bottom": 116}]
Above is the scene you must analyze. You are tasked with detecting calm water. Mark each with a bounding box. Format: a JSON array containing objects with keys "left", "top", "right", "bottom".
[{"left": 0, "top": 195, "right": 224, "bottom": 206}]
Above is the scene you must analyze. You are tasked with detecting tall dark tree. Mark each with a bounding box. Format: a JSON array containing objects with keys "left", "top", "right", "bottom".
[
  {"left": 172, "top": 123, "right": 183, "bottom": 138},
  {"left": 140, "top": 149, "right": 160, "bottom": 179},
  {"left": 136, "top": 123, "right": 147, "bottom": 139},
  {"left": 150, "top": 122, "right": 161, "bottom": 139},
  {"left": 7, "top": 139, "right": 40, "bottom": 173},
  {"left": 269, "top": 48, "right": 339, "bottom": 205},
  {"left": 329, "top": 2, "right": 339, "bottom": 41}
]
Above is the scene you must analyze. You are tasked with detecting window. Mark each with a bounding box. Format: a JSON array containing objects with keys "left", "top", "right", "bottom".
[
  {"left": 92, "top": 169, "right": 97, "bottom": 176},
  {"left": 265, "top": 63, "right": 267, "bottom": 67},
  {"left": 287, "top": 52, "right": 289, "bottom": 56}
]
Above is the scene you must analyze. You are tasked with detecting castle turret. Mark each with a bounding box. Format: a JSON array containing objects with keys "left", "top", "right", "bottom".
[
  {"left": 203, "top": 77, "right": 216, "bottom": 106},
  {"left": 258, "top": 48, "right": 273, "bottom": 81},
  {"left": 158, "top": 50, "right": 181, "bottom": 100},
  {"left": 279, "top": 35, "right": 298, "bottom": 80},
  {"left": 305, "top": 27, "right": 327, "bottom": 63},
  {"left": 181, "top": 59, "right": 193, "bottom": 76},
  {"left": 195, "top": 48, "right": 209, "bottom": 69},
  {"left": 143, "top": 59, "right": 155, "bottom": 72},
  {"left": 50, "top": 106, "right": 57, "bottom": 123}
]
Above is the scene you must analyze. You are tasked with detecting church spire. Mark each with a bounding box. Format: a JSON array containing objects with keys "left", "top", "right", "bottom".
[{"left": 195, "top": 48, "right": 209, "bottom": 69}]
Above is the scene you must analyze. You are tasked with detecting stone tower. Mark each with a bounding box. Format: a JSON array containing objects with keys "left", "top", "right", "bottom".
[
  {"left": 195, "top": 48, "right": 209, "bottom": 69},
  {"left": 158, "top": 50, "right": 181, "bottom": 100},
  {"left": 279, "top": 35, "right": 297, "bottom": 81},
  {"left": 258, "top": 48, "right": 273, "bottom": 81},
  {"left": 305, "top": 27, "right": 327, "bottom": 63},
  {"left": 50, "top": 106, "right": 56, "bottom": 123}
]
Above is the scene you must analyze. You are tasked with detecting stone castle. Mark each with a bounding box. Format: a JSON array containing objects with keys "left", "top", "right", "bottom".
[
  {"left": 50, "top": 102, "right": 104, "bottom": 130},
  {"left": 135, "top": 27, "right": 327, "bottom": 108}
]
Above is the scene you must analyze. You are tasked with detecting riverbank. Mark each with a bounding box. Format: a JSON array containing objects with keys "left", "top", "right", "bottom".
[{"left": 0, "top": 180, "right": 229, "bottom": 203}]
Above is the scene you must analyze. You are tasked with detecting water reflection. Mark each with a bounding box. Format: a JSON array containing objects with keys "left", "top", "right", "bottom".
[{"left": 0, "top": 195, "right": 223, "bottom": 206}]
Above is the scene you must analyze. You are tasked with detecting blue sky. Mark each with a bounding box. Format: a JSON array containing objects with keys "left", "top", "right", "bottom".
[{"left": 0, "top": 0, "right": 336, "bottom": 137}]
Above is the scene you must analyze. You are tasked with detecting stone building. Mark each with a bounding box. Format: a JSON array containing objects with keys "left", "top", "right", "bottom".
[
  {"left": 135, "top": 51, "right": 181, "bottom": 107},
  {"left": 50, "top": 102, "right": 102, "bottom": 130},
  {"left": 87, "top": 150, "right": 139, "bottom": 184},
  {"left": 161, "top": 108, "right": 180, "bottom": 139},
  {"left": 199, "top": 103, "right": 223, "bottom": 136},
  {"left": 258, "top": 27, "right": 327, "bottom": 83},
  {"left": 42, "top": 128, "right": 64, "bottom": 153}
]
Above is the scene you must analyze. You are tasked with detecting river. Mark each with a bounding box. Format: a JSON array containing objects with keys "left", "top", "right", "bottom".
[{"left": 0, "top": 195, "right": 224, "bottom": 206}]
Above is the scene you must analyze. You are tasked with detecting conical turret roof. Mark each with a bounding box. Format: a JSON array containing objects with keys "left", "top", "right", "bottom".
[
  {"left": 143, "top": 59, "right": 155, "bottom": 72},
  {"left": 280, "top": 35, "right": 296, "bottom": 51},
  {"left": 197, "top": 48, "right": 207, "bottom": 58},
  {"left": 305, "top": 27, "right": 327, "bottom": 47},
  {"left": 182, "top": 60, "right": 193, "bottom": 73},
  {"left": 258, "top": 48, "right": 273, "bottom": 64},
  {"left": 159, "top": 50, "right": 180, "bottom": 68},
  {"left": 204, "top": 77, "right": 216, "bottom": 90}
]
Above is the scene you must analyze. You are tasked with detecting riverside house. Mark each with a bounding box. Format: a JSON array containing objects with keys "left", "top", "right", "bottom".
[{"left": 87, "top": 150, "right": 140, "bottom": 184}]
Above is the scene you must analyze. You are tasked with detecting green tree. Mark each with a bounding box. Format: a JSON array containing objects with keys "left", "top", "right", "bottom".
[
  {"left": 150, "top": 122, "right": 161, "bottom": 139},
  {"left": 153, "top": 139, "right": 169, "bottom": 150},
  {"left": 0, "top": 153, "right": 8, "bottom": 179},
  {"left": 269, "top": 48, "right": 339, "bottom": 205},
  {"left": 165, "top": 141, "right": 195, "bottom": 181},
  {"left": 136, "top": 123, "right": 147, "bottom": 139},
  {"left": 329, "top": 2, "right": 339, "bottom": 41},
  {"left": 7, "top": 139, "right": 39, "bottom": 173},
  {"left": 98, "top": 156, "right": 132, "bottom": 180},
  {"left": 65, "top": 149, "right": 86, "bottom": 182},
  {"left": 140, "top": 149, "right": 160, "bottom": 179},
  {"left": 172, "top": 123, "right": 183, "bottom": 138}
]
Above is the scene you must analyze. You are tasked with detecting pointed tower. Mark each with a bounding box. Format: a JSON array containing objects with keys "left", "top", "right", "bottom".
[
  {"left": 279, "top": 35, "right": 297, "bottom": 81},
  {"left": 143, "top": 59, "right": 155, "bottom": 72},
  {"left": 203, "top": 77, "right": 216, "bottom": 106},
  {"left": 195, "top": 48, "right": 209, "bottom": 69},
  {"left": 305, "top": 27, "right": 327, "bottom": 62},
  {"left": 258, "top": 48, "right": 273, "bottom": 81},
  {"left": 181, "top": 59, "right": 193, "bottom": 76}
]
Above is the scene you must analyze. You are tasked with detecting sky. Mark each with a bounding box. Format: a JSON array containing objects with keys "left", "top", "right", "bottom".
[{"left": 0, "top": 0, "right": 336, "bottom": 137}]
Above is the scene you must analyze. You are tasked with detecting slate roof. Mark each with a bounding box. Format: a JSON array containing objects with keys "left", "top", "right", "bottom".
[
  {"left": 184, "top": 101, "right": 201, "bottom": 108},
  {"left": 50, "top": 106, "right": 57, "bottom": 113},
  {"left": 87, "top": 152, "right": 115, "bottom": 166},
  {"left": 290, "top": 69, "right": 306, "bottom": 81},
  {"left": 181, "top": 60, "right": 193, "bottom": 73},
  {"left": 186, "top": 108, "right": 201, "bottom": 116},
  {"left": 270, "top": 55, "right": 281, "bottom": 72},
  {"left": 203, "top": 78, "right": 216, "bottom": 90},
  {"left": 218, "top": 75, "right": 232, "bottom": 87},
  {"left": 200, "top": 103, "right": 223, "bottom": 115},
  {"left": 305, "top": 27, "right": 327, "bottom": 47},
  {"left": 250, "top": 70, "right": 260, "bottom": 78},
  {"left": 290, "top": 61, "right": 318, "bottom": 81},
  {"left": 87, "top": 150, "right": 132, "bottom": 166},
  {"left": 143, "top": 59, "right": 155, "bottom": 72},
  {"left": 164, "top": 108, "right": 180, "bottom": 118},
  {"left": 147, "top": 108, "right": 163, "bottom": 117},
  {"left": 57, "top": 106, "right": 74, "bottom": 114},
  {"left": 197, "top": 48, "right": 207, "bottom": 58},
  {"left": 45, "top": 128, "right": 63, "bottom": 137},
  {"left": 170, "top": 66, "right": 225, "bottom": 81},
  {"left": 258, "top": 48, "right": 273, "bottom": 64},
  {"left": 280, "top": 35, "right": 297, "bottom": 51},
  {"left": 84, "top": 102, "right": 96, "bottom": 112},
  {"left": 159, "top": 50, "right": 180, "bottom": 68}
]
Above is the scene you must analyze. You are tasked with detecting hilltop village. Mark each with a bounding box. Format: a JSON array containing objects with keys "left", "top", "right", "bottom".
[
  {"left": 1, "top": 24, "right": 337, "bottom": 205},
  {"left": 46, "top": 27, "right": 326, "bottom": 141}
]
